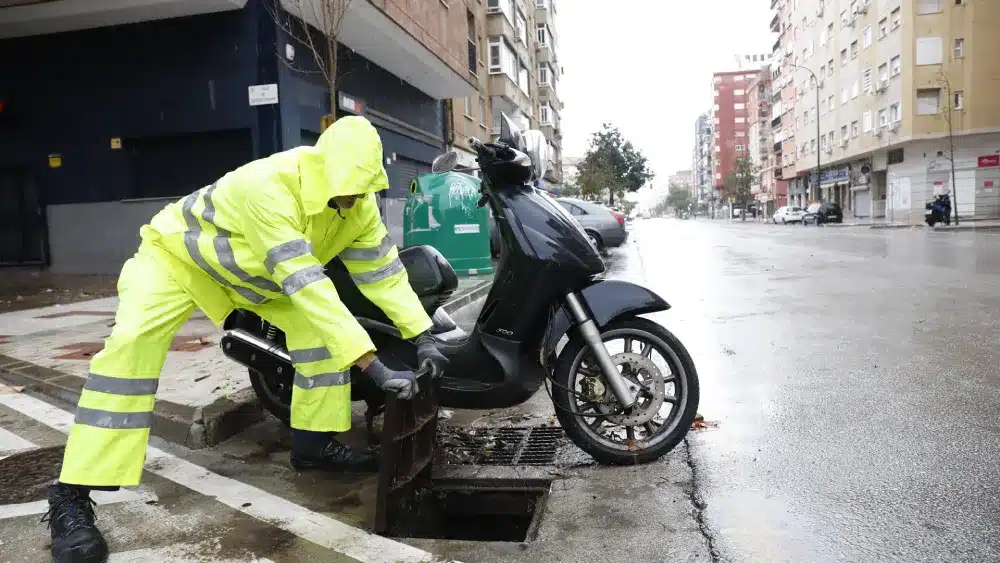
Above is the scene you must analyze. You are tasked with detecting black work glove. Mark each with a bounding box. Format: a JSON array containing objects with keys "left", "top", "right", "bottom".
[
  {"left": 363, "top": 358, "right": 419, "bottom": 400},
  {"left": 415, "top": 332, "right": 449, "bottom": 379}
]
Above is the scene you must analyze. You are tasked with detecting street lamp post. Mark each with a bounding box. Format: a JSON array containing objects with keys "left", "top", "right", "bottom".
[{"left": 787, "top": 64, "right": 822, "bottom": 202}]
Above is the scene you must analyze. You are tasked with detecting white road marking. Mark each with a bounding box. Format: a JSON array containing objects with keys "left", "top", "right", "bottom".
[
  {"left": 109, "top": 545, "right": 276, "bottom": 563},
  {"left": 0, "top": 489, "right": 147, "bottom": 520},
  {"left": 0, "top": 393, "right": 457, "bottom": 563},
  {"left": 0, "top": 426, "right": 36, "bottom": 453}
]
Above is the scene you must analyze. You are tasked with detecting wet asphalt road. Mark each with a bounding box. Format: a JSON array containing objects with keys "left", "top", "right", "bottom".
[{"left": 630, "top": 218, "right": 1000, "bottom": 563}]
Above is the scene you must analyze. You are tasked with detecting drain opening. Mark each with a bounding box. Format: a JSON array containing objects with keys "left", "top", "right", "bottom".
[{"left": 383, "top": 478, "right": 551, "bottom": 542}]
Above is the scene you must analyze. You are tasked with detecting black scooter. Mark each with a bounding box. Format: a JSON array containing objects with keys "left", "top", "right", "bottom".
[{"left": 220, "top": 113, "right": 699, "bottom": 465}]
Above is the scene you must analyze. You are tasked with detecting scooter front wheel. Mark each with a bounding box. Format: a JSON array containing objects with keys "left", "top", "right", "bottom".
[{"left": 551, "top": 317, "right": 700, "bottom": 465}]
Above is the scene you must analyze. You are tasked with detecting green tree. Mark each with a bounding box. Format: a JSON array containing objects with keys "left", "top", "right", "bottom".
[
  {"left": 577, "top": 124, "right": 654, "bottom": 207},
  {"left": 724, "top": 157, "right": 760, "bottom": 222},
  {"left": 665, "top": 183, "right": 694, "bottom": 216}
]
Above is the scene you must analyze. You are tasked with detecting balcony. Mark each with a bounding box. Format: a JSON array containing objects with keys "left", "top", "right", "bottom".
[
  {"left": 487, "top": 11, "right": 532, "bottom": 61},
  {"left": 770, "top": 12, "right": 780, "bottom": 32},
  {"left": 773, "top": 141, "right": 782, "bottom": 153},
  {"left": 489, "top": 72, "right": 532, "bottom": 118}
]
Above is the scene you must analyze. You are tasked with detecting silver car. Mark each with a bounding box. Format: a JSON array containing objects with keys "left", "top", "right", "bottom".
[{"left": 555, "top": 197, "right": 629, "bottom": 250}]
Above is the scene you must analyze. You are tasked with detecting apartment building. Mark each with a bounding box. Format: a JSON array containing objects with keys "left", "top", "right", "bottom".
[
  {"left": 450, "top": 7, "right": 493, "bottom": 174},
  {"left": 748, "top": 67, "right": 785, "bottom": 215},
  {"left": 476, "top": 0, "right": 564, "bottom": 188},
  {"left": 712, "top": 69, "right": 764, "bottom": 203},
  {"left": 693, "top": 113, "right": 715, "bottom": 208},
  {"left": 776, "top": 0, "right": 1000, "bottom": 221},
  {"left": 771, "top": 0, "right": 805, "bottom": 207}
]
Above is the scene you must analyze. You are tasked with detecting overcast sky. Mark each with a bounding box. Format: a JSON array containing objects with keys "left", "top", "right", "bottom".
[{"left": 558, "top": 0, "right": 775, "bottom": 184}]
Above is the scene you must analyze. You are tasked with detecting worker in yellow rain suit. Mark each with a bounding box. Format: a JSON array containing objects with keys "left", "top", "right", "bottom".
[{"left": 42, "top": 116, "right": 449, "bottom": 563}]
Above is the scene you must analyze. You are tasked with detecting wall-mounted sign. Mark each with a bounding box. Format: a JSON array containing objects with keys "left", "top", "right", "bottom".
[
  {"left": 978, "top": 155, "right": 1000, "bottom": 168},
  {"left": 985, "top": 181, "right": 994, "bottom": 188},
  {"left": 248, "top": 84, "right": 279, "bottom": 106},
  {"left": 48, "top": 154, "right": 62, "bottom": 168},
  {"left": 110, "top": 137, "right": 122, "bottom": 150},
  {"left": 338, "top": 92, "right": 366, "bottom": 115}
]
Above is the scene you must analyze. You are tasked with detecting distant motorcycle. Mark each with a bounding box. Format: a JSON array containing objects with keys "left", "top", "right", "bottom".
[{"left": 925, "top": 194, "right": 952, "bottom": 227}]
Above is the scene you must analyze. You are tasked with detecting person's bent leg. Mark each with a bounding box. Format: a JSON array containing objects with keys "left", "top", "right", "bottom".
[
  {"left": 251, "top": 301, "right": 377, "bottom": 473},
  {"left": 47, "top": 250, "right": 197, "bottom": 563}
]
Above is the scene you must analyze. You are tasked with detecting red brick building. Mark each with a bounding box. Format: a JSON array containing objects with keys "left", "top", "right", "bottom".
[{"left": 711, "top": 69, "right": 763, "bottom": 200}]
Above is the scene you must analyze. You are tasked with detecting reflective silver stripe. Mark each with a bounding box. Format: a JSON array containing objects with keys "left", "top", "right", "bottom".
[
  {"left": 181, "top": 187, "right": 269, "bottom": 304},
  {"left": 289, "top": 347, "right": 332, "bottom": 364},
  {"left": 281, "top": 265, "right": 327, "bottom": 295},
  {"left": 294, "top": 371, "right": 349, "bottom": 390},
  {"left": 74, "top": 407, "right": 153, "bottom": 430},
  {"left": 340, "top": 235, "right": 395, "bottom": 262},
  {"left": 265, "top": 239, "right": 313, "bottom": 274},
  {"left": 83, "top": 373, "right": 158, "bottom": 396},
  {"left": 351, "top": 258, "right": 405, "bottom": 285},
  {"left": 201, "top": 186, "right": 282, "bottom": 294}
]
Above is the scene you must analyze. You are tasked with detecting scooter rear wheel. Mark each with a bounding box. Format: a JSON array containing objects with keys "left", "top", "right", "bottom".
[{"left": 551, "top": 317, "right": 700, "bottom": 465}]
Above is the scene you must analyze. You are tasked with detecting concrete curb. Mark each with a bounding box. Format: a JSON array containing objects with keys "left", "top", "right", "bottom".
[
  {"left": 0, "top": 352, "right": 264, "bottom": 449},
  {"left": 0, "top": 279, "right": 494, "bottom": 450},
  {"left": 441, "top": 278, "right": 493, "bottom": 314}
]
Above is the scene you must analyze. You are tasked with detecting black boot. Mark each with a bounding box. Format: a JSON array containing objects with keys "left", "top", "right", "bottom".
[
  {"left": 290, "top": 434, "right": 379, "bottom": 473},
  {"left": 43, "top": 483, "right": 109, "bottom": 563}
]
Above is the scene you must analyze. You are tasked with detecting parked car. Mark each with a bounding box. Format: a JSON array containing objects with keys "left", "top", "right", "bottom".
[
  {"left": 772, "top": 205, "right": 806, "bottom": 224},
  {"left": 556, "top": 197, "right": 629, "bottom": 251},
  {"left": 802, "top": 202, "right": 844, "bottom": 225}
]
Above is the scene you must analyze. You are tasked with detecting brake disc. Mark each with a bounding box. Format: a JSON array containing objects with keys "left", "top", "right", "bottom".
[{"left": 597, "top": 352, "right": 666, "bottom": 426}]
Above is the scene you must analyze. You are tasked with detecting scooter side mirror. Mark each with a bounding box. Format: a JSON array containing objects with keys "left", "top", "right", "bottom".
[{"left": 431, "top": 151, "right": 459, "bottom": 174}]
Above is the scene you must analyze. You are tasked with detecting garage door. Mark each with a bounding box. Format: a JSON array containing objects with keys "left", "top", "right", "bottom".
[{"left": 390, "top": 156, "right": 431, "bottom": 198}]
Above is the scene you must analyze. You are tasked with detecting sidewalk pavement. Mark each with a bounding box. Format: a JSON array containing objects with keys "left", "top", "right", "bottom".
[{"left": 0, "top": 275, "right": 493, "bottom": 449}]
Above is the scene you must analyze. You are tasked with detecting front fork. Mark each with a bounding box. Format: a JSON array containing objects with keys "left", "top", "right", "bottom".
[{"left": 564, "top": 292, "right": 638, "bottom": 410}]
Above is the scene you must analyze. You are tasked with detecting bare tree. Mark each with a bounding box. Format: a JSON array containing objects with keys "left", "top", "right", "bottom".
[
  {"left": 267, "top": 0, "right": 353, "bottom": 128},
  {"left": 936, "top": 71, "right": 960, "bottom": 225}
]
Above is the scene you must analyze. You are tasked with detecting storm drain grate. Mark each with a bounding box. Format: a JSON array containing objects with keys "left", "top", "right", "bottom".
[{"left": 446, "top": 425, "right": 565, "bottom": 466}]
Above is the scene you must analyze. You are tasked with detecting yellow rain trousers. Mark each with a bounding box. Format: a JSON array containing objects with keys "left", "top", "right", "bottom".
[{"left": 59, "top": 116, "right": 433, "bottom": 487}]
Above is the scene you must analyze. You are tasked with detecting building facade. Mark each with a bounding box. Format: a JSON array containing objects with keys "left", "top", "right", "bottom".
[
  {"left": 773, "top": 0, "right": 1000, "bottom": 221},
  {"left": 693, "top": 113, "right": 715, "bottom": 212},
  {"left": 712, "top": 69, "right": 764, "bottom": 205},
  {"left": 484, "top": 0, "right": 563, "bottom": 190},
  {"left": 0, "top": 0, "right": 476, "bottom": 272},
  {"left": 747, "top": 68, "right": 780, "bottom": 214}
]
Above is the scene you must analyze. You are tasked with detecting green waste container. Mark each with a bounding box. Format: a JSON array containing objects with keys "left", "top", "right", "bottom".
[{"left": 403, "top": 171, "right": 494, "bottom": 277}]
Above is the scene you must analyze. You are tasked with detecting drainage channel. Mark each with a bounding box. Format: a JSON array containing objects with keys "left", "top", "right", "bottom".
[{"left": 374, "top": 384, "right": 559, "bottom": 542}]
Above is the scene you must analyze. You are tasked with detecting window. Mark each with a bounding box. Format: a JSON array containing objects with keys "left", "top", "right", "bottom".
[
  {"left": 466, "top": 10, "right": 477, "bottom": 74},
  {"left": 463, "top": 96, "right": 473, "bottom": 118},
  {"left": 828, "top": 59, "right": 835, "bottom": 76},
  {"left": 841, "top": 49, "right": 848, "bottom": 66},
  {"left": 479, "top": 96, "right": 486, "bottom": 123},
  {"left": 851, "top": 121, "right": 860, "bottom": 137},
  {"left": 890, "top": 55, "right": 901, "bottom": 76},
  {"left": 841, "top": 88, "right": 849, "bottom": 104},
  {"left": 540, "top": 103, "right": 552, "bottom": 125},
  {"left": 828, "top": 95, "right": 835, "bottom": 110},
  {"left": 879, "top": 17, "right": 888, "bottom": 38},
  {"left": 514, "top": 9, "right": 527, "bottom": 44},
  {"left": 488, "top": 37, "right": 517, "bottom": 80},
  {"left": 539, "top": 63, "right": 551, "bottom": 85},
  {"left": 735, "top": 145, "right": 745, "bottom": 151},
  {"left": 890, "top": 102, "right": 902, "bottom": 121},
  {"left": 841, "top": 124, "right": 849, "bottom": 139},
  {"left": 878, "top": 63, "right": 889, "bottom": 82},
  {"left": 819, "top": 65, "right": 827, "bottom": 77},
  {"left": 863, "top": 110, "right": 873, "bottom": 131},
  {"left": 851, "top": 41, "right": 859, "bottom": 59},
  {"left": 487, "top": 0, "right": 514, "bottom": 23},
  {"left": 917, "top": 0, "right": 941, "bottom": 14},
  {"left": 954, "top": 90, "right": 964, "bottom": 110},
  {"left": 891, "top": 8, "right": 901, "bottom": 29},
  {"left": 536, "top": 24, "right": 549, "bottom": 47},
  {"left": 852, "top": 80, "right": 860, "bottom": 98},
  {"left": 850, "top": 0, "right": 858, "bottom": 13},
  {"left": 734, "top": 89, "right": 746, "bottom": 96},
  {"left": 954, "top": 38, "right": 965, "bottom": 58},
  {"left": 821, "top": 26, "right": 828, "bottom": 46},
  {"left": 863, "top": 26, "right": 873, "bottom": 48},
  {"left": 714, "top": 145, "right": 721, "bottom": 152},
  {"left": 917, "top": 88, "right": 941, "bottom": 114},
  {"left": 916, "top": 37, "right": 944, "bottom": 65},
  {"left": 736, "top": 117, "right": 746, "bottom": 123},
  {"left": 518, "top": 61, "right": 530, "bottom": 95},
  {"left": 735, "top": 102, "right": 746, "bottom": 110},
  {"left": 863, "top": 68, "right": 873, "bottom": 91},
  {"left": 811, "top": 139, "right": 817, "bottom": 153},
  {"left": 736, "top": 131, "right": 746, "bottom": 137},
  {"left": 956, "top": 0, "right": 965, "bottom": 4},
  {"left": 878, "top": 108, "right": 889, "bottom": 126}
]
